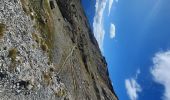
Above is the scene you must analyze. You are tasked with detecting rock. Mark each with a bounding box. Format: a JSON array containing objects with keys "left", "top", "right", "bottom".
[{"left": 27, "top": 84, "right": 33, "bottom": 90}]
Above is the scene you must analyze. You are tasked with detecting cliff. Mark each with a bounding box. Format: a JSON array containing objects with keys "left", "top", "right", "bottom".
[{"left": 0, "top": 0, "right": 118, "bottom": 100}]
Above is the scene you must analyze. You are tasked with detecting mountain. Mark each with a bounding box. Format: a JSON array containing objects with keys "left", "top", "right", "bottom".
[{"left": 0, "top": 0, "right": 117, "bottom": 99}]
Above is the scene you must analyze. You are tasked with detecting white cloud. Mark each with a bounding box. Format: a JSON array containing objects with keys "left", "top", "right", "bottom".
[
  {"left": 110, "top": 23, "right": 116, "bottom": 39},
  {"left": 108, "top": 0, "right": 118, "bottom": 15},
  {"left": 93, "top": 0, "right": 107, "bottom": 51},
  {"left": 151, "top": 50, "right": 170, "bottom": 100},
  {"left": 108, "top": 0, "right": 114, "bottom": 15},
  {"left": 125, "top": 69, "right": 142, "bottom": 100},
  {"left": 135, "top": 69, "right": 141, "bottom": 79}
]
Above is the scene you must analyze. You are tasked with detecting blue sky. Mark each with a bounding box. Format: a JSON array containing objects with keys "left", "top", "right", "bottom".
[{"left": 82, "top": 0, "right": 170, "bottom": 100}]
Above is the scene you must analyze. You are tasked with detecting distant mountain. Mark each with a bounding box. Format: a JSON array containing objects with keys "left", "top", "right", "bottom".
[{"left": 0, "top": 0, "right": 117, "bottom": 99}]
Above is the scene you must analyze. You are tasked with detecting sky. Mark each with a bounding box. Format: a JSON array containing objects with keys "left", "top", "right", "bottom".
[{"left": 81, "top": 0, "right": 170, "bottom": 100}]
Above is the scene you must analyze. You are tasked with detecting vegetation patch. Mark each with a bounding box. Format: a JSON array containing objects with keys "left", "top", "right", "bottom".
[
  {"left": 0, "top": 23, "right": 6, "bottom": 39},
  {"left": 41, "top": 43, "right": 48, "bottom": 52},
  {"left": 20, "top": 0, "right": 55, "bottom": 64},
  {"left": 20, "top": 0, "right": 30, "bottom": 15},
  {"left": 8, "top": 48, "right": 18, "bottom": 72},
  {"left": 8, "top": 48, "right": 17, "bottom": 62},
  {"left": 29, "top": 0, "right": 54, "bottom": 62},
  {"left": 32, "top": 33, "right": 41, "bottom": 44},
  {"left": 54, "top": 88, "right": 66, "bottom": 97},
  {"left": 43, "top": 71, "right": 52, "bottom": 86}
]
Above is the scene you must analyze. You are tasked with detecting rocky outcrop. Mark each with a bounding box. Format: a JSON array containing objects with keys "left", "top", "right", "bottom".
[{"left": 0, "top": 0, "right": 118, "bottom": 100}]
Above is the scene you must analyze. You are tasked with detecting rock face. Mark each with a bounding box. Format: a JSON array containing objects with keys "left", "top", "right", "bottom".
[{"left": 0, "top": 0, "right": 118, "bottom": 100}]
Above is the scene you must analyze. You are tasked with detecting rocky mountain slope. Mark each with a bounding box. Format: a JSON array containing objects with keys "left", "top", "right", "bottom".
[{"left": 0, "top": 0, "right": 118, "bottom": 100}]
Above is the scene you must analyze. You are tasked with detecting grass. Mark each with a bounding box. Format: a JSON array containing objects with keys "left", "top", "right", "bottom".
[
  {"left": 20, "top": 0, "right": 55, "bottom": 64},
  {"left": 41, "top": 43, "right": 48, "bottom": 52},
  {"left": 0, "top": 23, "right": 5, "bottom": 39},
  {"left": 8, "top": 48, "right": 17, "bottom": 62},
  {"left": 55, "top": 88, "right": 66, "bottom": 97},
  {"left": 8, "top": 48, "right": 17, "bottom": 72},
  {"left": 20, "top": 0, "right": 30, "bottom": 15},
  {"left": 43, "top": 71, "right": 52, "bottom": 86},
  {"left": 32, "top": 32, "right": 49, "bottom": 52},
  {"left": 32, "top": 32, "right": 41, "bottom": 44},
  {"left": 28, "top": 0, "right": 54, "bottom": 62}
]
